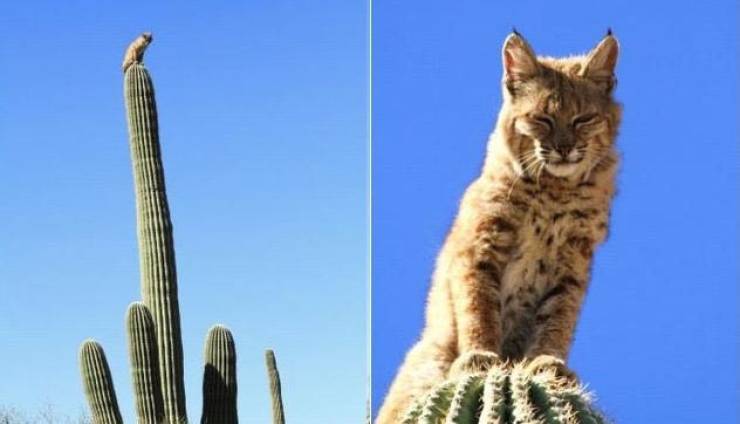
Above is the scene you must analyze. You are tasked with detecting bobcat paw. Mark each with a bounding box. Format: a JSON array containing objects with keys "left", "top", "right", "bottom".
[
  {"left": 449, "top": 350, "right": 500, "bottom": 377},
  {"left": 526, "top": 354, "right": 577, "bottom": 381}
]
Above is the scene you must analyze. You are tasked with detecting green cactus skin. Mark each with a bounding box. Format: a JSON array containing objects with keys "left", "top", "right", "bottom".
[
  {"left": 201, "top": 325, "right": 238, "bottom": 424},
  {"left": 417, "top": 381, "right": 456, "bottom": 423},
  {"left": 265, "top": 350, "right": 286, "bottom": 424},
  {"left": 479, "top": 363, "right": 511, "bottom": 423},
  {"left": 402, "top": 359, "right": 607, "bottom": 424},
  {"left": 124, "top": 62, "right": 187, "bottom": 423},
  {"left": 79, "top": 340, "right": 124, "bottom": 424},
  {"left": 126, "top": 302, "right": 165, "bottom": 423},
  {"left": 445, "top": 374, "right": 484, "bottom": 424}
]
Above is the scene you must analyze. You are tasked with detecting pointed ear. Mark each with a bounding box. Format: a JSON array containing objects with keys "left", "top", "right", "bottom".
[
  {"left": 502, "top": 32, "right": 540, "bottom": 85},
  {"left": 582, "top": 34, "right": 619, "bottom": 92}
]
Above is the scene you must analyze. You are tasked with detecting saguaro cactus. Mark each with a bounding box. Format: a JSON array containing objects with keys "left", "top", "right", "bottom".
[
  {"left": 265, "top": 350, "right": 286, "bottom": 424},
  {"left": 202, "top": 325, "right": 238, "bottom": 424},
  {"left": 79, "top": 340, "right": 124, "bottom": 424},
  {"left": 401, "top": 358, "right": 606, "bottom": 424},
  {"left": 79, "top": 34, "right": 287, "bottom": 424},
  {"left": 80, "top": 35, "right": 290, "bottom": 424},
  {"left": 124, "top": 59, "right": 187, "bottom": 422}
]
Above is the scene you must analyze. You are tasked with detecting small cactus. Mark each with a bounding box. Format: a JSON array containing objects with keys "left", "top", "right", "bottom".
[
  {"left": 402, "top": 358, "right": 606, "bottom": 424},
  {"left": 265, "top": 350, "right": 286, "bottom": 424},
  {"left": 126, "top": 302, "right": 164, "bottom": 423},
  {"left": 201, "top": 325, "right": 238, "bottom": 424},
  {"left": 79, "top": 340, "right": 123, "bottom": 424}
]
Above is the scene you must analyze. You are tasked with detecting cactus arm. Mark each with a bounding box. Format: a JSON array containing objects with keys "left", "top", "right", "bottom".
[
  {"left": 124, "top": 58, "right": 187, "bottom": 422},
  {"left": 201, "top": 325, "right": 238, "bottom": 424},
  {"left": 265, "top": 350, "right": 286, "bottom": 424},
  {"left": 126, "top": 302, "right": 165, "bottom": 423},
  {"left": 79, "top": 340, "right": 124, "bottom": 424}
]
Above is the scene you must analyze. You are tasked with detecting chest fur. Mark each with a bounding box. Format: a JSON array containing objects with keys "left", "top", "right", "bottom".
[{"left": 500, "top": 191, "right": 609, "bottom": 299}]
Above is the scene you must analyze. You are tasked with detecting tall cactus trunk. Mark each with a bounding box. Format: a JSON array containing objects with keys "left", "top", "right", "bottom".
[
  {"left": 265, "top": 350, "right": 286, "bottom": 424},
  {"left": 201, "top": 325, "right": 238, "bottom": 424},
  {"left": 126, "top": 302, "right": 165, "bottom": 423},
  {"left": 124, "top": 63, "right": 187, "bottom": 423},
  {"left": 79, "top": 340, "right": 124, "bottom": 424}
]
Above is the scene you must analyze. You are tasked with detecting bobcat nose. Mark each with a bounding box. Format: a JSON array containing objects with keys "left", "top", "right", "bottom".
[{"left": 553, "top": 139, "right": 574, "bottom": 159}]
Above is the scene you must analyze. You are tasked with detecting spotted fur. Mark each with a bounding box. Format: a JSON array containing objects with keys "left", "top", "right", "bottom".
[{"left": 377, "top": 31, "right": 621, "bottom": 423}]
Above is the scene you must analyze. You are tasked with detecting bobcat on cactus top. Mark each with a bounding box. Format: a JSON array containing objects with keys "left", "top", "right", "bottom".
[
  {"left": 122, "top": 32, "right": 152, "bottom": 72},
  {"left": 377, "top": 31, "right": 621, "bottom": 423}
]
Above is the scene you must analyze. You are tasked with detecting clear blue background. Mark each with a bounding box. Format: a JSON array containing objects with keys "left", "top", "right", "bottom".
[
  {"left": 372, "top": 1, "right": 737, "bottom": 423},
  {"left": 0, "top": 1, "right": 367, "bottom": 422}
]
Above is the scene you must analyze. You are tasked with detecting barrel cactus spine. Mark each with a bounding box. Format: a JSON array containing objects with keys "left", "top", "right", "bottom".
[{"left": 201, "top": 325, "right": 238, "bottom": 424}]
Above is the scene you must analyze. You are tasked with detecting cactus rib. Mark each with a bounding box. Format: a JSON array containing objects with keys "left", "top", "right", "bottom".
[{"left": 444, "top": 374, "right": 485, "bottom": 424}]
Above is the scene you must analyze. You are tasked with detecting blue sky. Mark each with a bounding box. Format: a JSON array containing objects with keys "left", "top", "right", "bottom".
[
  {"left": 372, "top": 1, "right": 736, "bottom": 423},
  {"left": 0, "top": 1, "right": 367, "bottom": 422}
]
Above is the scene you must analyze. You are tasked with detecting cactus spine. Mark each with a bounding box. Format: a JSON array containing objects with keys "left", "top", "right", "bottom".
[
  {"left": 79, "top": 340, "right": 124, "bottom": 424},
  {"left": 265, "top": 350, "right": 286, "bottom": 424},
  {"left": 126, "top": 302, "right": 165, "bottom": 423},
  {"left": 124, "top": 62, "right": 187, "bottom": 423},
  {"left": 402, "top": 359, "right": 606, "bottom": 424},
  {"left": 201, "top": 325, "right": 238, "bottom": 424}
]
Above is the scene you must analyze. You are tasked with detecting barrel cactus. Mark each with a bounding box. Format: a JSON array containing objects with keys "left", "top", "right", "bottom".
[
  {"left": 402, "top": 357, "right": 606, "bottom": 424},
  {"left": 78, "top": 33, "right": 286, "bottom": 424}
]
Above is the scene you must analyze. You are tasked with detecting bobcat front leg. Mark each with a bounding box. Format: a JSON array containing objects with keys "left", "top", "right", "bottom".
[
  {"left": 526, "top": 234, "right": 594, "bottom": 360},
  {"left": 449, "top": 214, "right": 520, "bottom": 364}
]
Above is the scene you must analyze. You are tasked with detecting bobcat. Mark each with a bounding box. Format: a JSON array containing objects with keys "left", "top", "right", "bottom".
[
  {"left": 122, "top": 32, "right": 153, "bottom": 73},
  {"left": 377, "top": 30, "right": 621, "bottom": 423}
]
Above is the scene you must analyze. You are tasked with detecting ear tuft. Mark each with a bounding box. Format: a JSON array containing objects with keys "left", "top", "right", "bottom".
[
  {"left": 502, "top": 32, "right": 539, "bottom": 85},
  {"left": 581, "top": 34, "right": 619, "bottom": 92}
]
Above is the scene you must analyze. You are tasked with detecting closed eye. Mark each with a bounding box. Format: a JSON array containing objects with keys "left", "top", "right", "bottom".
[
  {"left": 572, "top": 113, "right": 599, "bottom": 128},
  {"left": 531, "top": 114, "right": 554, "bottom": 130}
]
